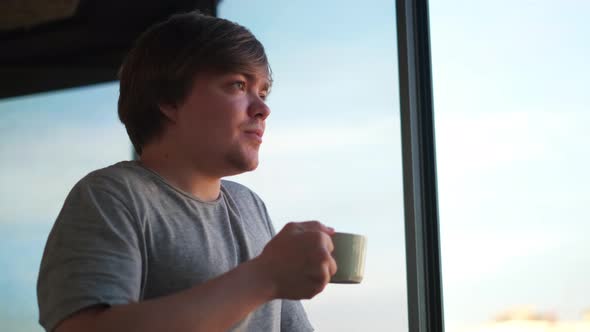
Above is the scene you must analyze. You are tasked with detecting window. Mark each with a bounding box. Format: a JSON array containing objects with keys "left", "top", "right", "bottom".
[
  {"left": 0, "top": 3, "right": 408, "bottom": 330},
  {"left": 430, "top": 1, "right": 590, "bottom": 331},
  {"left": 220, "top": 1, "right": 407, "bottom": 330},
  {"left": 0, "top": 83, "right": 129, "bottom": 331}
]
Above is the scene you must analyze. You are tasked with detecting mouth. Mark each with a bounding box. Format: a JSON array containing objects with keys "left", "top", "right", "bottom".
[{"left": 244, "top": 128, "right": 264, "bottom": 143}]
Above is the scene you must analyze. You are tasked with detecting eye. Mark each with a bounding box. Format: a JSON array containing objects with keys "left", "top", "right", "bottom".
[
  {"left": 232, "top": 81, "right": 246, "bottom": 90},
  {"left": 259, "top": 90, "right": 269, "bottom": 101}
]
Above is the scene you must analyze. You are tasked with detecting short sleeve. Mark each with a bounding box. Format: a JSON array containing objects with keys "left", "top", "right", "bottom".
[
  {"left": 37, "top": 175, "right": 143, "bottom": 332},
  {"left": 246, "top": 188, "right": 313, "bottom": 330},
  {"left": 281, "top": 300, "right": 314, "bottom": 331}
]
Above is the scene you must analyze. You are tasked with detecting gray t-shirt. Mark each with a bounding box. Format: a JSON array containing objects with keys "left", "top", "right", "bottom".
[{"left": 37, "top": 161, "right": 313, "bottom": 332}]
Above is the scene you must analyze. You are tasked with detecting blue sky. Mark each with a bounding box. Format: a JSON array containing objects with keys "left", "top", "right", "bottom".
[
  {"left": 0, "top": 0, "right": 589, "bottom": 331},
  {"left": 429, "top": 0, "right": 590, "bottom": 330}
]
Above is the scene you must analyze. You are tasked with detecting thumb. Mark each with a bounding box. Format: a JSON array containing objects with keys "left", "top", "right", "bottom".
[{"left": 299, "top": 221, "right": 335, "bottom": 235}]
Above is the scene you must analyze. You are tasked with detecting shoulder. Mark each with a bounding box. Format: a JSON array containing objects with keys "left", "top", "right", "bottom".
[
  {"left": 221, "top": 179, "right": 254, "bottom": 195},
  {"left": 220, "top": 180, "right": 275, "bottom": 236},
  {"left": 221, "top": 180, "right": 264, "bottom": 204},
  {"left": 220, "top": 180, "right": 269, "bottom": 212},
  {"left": 55, "top": 161, "right": 150, "bottom": 232},
  {"left": 65, "top": 161, "right": 156, "bottom": 208},
  {"left": 74, "top": 161, "right": 151, "bottom": 193},
  {"left": 82, "top": 161, "right": 146, "bottom": 186}
]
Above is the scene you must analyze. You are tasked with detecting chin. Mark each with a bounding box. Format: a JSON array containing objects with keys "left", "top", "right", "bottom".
[
  {"left": 223, "top": 144, "right": 261, "bottom": 174},
  {"left": 225, "top": 154, "right": 259, "bottom": 175},
  {"left": 242, "top": 159, "right": 260, "bottom": 172}
]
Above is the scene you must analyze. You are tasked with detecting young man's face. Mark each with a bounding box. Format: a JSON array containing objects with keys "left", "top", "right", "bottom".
[{"left": 169, "top": 68, "right": 271, "bottom": 177}]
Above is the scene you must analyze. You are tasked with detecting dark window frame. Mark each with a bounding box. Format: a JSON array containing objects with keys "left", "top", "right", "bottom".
[{"left": 396, "top": 0, "right": 445, "bottom": 331}]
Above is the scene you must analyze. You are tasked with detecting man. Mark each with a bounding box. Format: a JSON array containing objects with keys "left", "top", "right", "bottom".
[{"left": 37, "top": 11, "right": 336, "bottom": 332}]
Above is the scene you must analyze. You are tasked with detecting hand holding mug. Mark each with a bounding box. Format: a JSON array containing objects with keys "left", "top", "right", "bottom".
[{"left": 256, "top": 221, "right": 337, "bottom": 300}]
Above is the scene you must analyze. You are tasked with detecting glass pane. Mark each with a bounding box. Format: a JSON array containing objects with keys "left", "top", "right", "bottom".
[
  {"left": 430, "top": 1, "right": 590, "bottom": 331},
  {"left": 0, "top": 83, "right": 130, "bottom": 331},
  {"left": 219, "top": 1, "right": 407, "bottom": 331}
]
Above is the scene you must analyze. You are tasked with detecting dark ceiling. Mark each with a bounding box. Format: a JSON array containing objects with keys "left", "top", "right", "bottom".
[{"left": 0, "top": 0, "right": 219, "bottom": 99}]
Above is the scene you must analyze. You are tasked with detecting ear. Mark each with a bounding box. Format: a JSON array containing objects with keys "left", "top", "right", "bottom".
[{"left": 159, "top": 103, "right": 179, "bottom": 123}]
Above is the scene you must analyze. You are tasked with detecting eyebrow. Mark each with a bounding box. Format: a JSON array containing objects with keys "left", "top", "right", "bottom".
[{"left": 243, "top": 72, "right": 272, "bottom": 93}]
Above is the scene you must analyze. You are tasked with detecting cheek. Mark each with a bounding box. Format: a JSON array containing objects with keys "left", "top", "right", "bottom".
[
  {"left": 211, "top": 99, "right": 246, "bottom": 130},
  {"left": 178, "top": 95, "right": 245, "bottom": 142}
]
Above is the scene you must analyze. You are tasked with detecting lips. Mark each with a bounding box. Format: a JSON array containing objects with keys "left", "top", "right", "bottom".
[
  {"left": 244, "top": 128, "right": 264, "bottom": 142},
  {"left": 244, "top": 128, "right": 263, "bottom": 137}
]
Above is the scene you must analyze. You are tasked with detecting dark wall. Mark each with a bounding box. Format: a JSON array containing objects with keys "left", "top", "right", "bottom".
[{"left": 0, "top": 0, "right": 218, "bottom": 99}]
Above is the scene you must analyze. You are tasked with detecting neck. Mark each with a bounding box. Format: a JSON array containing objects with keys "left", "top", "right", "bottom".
[{"left": 139, "top": 143, "right": 222, "bottom": 202}]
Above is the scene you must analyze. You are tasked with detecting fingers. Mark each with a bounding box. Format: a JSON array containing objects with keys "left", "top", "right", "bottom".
[
  {"left": 328, "top": 254, "right": 338, "bottom": 277},
  {"left": 320, "top": 246, "right": 337, "bottom": 277},
  {"left": 306, "top": 246, "right": 337, "bottom": 281},
  {"left": 270, "top": 220, "right": 337, "bottom": 299},
  {"left": 300, "top": 229, "right": 334, "bottom": 258},
  {"left": 303, "top": 249, "right": 337, "bottom": 299},
  {"left": 297, "top": 220, "right": 335, "bottom": 235},
  {"left": 325, "top": 233, "right": 334, "bottom": 253},
  {"left": 299, "top": 222, "right": 335, "bottom": 273},
  {"left": 305, "top": 255, "right": 331, "bottom": 283},
  {"left": 312, "top": 248, "right": 337, "bottom": 277}
]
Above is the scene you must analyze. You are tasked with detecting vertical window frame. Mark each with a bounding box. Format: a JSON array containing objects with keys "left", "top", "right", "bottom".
[{"left": 396, "top": 0, "right": 445, "bottom": 331}]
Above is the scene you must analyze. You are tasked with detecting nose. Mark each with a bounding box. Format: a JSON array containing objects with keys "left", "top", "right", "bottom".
[{"left": 247, "top": 97, "right": 271, "bottom": 120}]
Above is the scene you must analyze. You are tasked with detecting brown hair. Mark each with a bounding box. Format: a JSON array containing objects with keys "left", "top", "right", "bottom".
[{"left": 118, "top": 11, "right": 271, "bottom": 155}]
